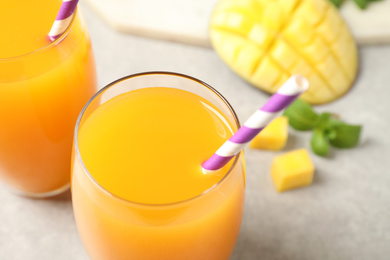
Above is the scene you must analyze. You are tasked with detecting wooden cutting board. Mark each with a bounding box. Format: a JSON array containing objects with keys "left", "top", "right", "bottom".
[{"left": 83, "top": 0, "right": 390, "bottom": 47}]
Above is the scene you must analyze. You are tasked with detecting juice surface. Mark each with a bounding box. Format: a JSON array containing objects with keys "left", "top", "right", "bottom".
[
  {"left": 0, "top": 0, "right": 61, "bottom": 58},
  {"left": 78, "top": 87, "right": 235, "bottom": 204}
]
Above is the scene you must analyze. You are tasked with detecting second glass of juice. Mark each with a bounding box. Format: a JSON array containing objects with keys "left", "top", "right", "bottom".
[
  {"left": 0, "top": 0, "right": 97, "bottom": 197},
  {"left": 72, "top": 72, "right": 246, "bottom": 259}
]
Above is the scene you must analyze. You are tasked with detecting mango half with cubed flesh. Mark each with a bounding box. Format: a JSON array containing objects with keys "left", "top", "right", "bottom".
[{"left": 210, "top": 0, "right": 358, "bottom": 104}]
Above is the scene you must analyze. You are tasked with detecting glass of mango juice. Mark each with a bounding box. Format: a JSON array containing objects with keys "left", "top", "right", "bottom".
[
  {"left": 0, "top": 0, "right": 97, "bottom": 197},
  {"left": 72, "top": 72, "right": 246, "bottom": 259}
]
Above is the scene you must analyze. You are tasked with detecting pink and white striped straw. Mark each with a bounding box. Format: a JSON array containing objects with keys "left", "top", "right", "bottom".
[
  {"left": 48, "top": 0, "right": 79, "bottom": 41},
  {"left": 202, "top": 75, "right": 309, "bottom": 172}
]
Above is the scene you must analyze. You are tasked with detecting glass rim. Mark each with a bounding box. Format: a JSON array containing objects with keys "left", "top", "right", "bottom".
[
  {"left": 74, "top": 71, "right": 242, "bottom": 207},
  {"left": 0, "top": 7, "right": 78, "bottom": 61}
]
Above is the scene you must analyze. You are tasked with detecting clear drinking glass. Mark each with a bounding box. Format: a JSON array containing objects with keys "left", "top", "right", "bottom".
[
  {"left": 72, "top": 72, "right": 246, "bottom": 259},
  {"left": 0, "top": 6, "right": 97, "bottom": 198}
]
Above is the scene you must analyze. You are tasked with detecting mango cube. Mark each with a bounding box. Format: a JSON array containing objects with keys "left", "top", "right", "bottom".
[
  {"left": 271, "top": 149, "right": 314, "bottom": 192},
  {"left": 250, "top": 116, "right": 289, "bottom": 151}
]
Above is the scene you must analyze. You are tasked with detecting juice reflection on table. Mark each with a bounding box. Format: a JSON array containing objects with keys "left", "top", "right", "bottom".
[
  {"left": 72, "top": 74, "right": 246, "bottom": 260},
  {"left": 0, "top": 0, "right": 96, "bottom": 196}
]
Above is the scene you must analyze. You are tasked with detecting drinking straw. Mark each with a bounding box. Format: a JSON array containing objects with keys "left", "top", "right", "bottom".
[
  {"left": 48, "top": 0, "right": 79, "bottom": 41},
  {"left": 202, "top": 74, "right": 309, "bottom": 172}
]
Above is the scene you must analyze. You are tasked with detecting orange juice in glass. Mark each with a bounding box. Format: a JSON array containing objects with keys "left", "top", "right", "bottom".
[
  {"left": 0, "top": 0, "right": 97, "bottom": 197},
  {"left": 72, "top": 72, "right": 245, "bottom": 259}
]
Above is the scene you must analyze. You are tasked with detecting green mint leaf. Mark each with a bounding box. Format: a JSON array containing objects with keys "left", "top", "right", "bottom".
[
  {"left": 283, "top": 98, "right": 362, "bottom": 156},
  {"left": 323, "top": 117, "right": 343, "bottom": 140},
  {"left": 324, "top": 128, "right": 337, "bottom": 140},
  {"left": 328, "top": 0, "right": 344, "bottom": 8},
  {"left": 329, "top": 123, "right": 362, "bottom": 148},
  {"left": 353, "top": 0, "right": 369, "bottom": 9},
  {"left": 317, "top": 112, "right": 332, "bottom": 127},
  {"left": 311, "top": 128, "right": 329, "bottom": 156},
  {"left": 283, "top": 99, "right": 319, "bottom": 131}
]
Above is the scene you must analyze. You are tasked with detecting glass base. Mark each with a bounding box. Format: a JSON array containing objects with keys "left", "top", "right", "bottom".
[{"left": 10, "top": 182, "right": 70, "bottom": 199}]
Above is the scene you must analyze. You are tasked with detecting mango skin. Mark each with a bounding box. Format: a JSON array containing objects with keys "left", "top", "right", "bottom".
[
  {"left": 249, "top": 116, "right": 288, "bottom": 151},
  {"left": 271, "top": 149, "right": 315, "bottom": 192},
  {"left": 210, "top": 0, "right": 358, "bottom": 104}
]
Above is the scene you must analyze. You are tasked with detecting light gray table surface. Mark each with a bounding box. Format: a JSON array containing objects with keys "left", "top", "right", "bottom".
[{"left": 1, "top": 3, "right": 390, "bottom": 260}]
